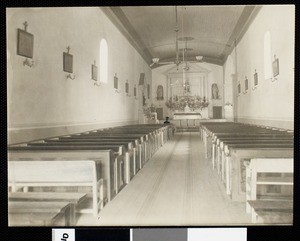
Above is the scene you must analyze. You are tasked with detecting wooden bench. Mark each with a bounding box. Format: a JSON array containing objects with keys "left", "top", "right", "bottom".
[
  {"left": 57, "top": 136, "right": 144, "bottom": 172},
  {"left": 8, "top": 146, "right": 125, "bottom": 202},
  {"left": 72, "top": 133, "right": 151, "bottom": 163},
  {"left": 247, "top": 200, "right": 293, "bottom": 224},
  {"left": 8, "top": 192, "right": 87, "bottom": 225},
  {"left": 223, "top": 144, "right": 293, "bottom": 200},
  {"left": 8, "top": 201, "right": 72, "bottom": 226},
  {"left": 8, "top": 160, "right": 104, "bottom": 217},
  {"left": 244, "top": 158, "right": 293, "bottom": 213},
  {"left": 199, "top": 122, "right": 293, "bottom": 201},
  {"left": 28, "top": 141, "right": 135, "bottom": 184}
]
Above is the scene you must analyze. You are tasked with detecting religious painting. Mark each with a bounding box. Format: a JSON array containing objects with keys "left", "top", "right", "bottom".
[
  {"left": 139, "top": 73, "right": 145, "bottom": 85},
  {"left": 254, "top": 71, "right": 258, "bottom": 86},
  {"left": 245, "top": 77, "right": 248, "bottom": 91},
  {"left": 157, "top": 85, "right": 164, "bottom": 100},
  {"left": 147, "top": 84, "right": 150, "bottom": 99},
  {"left": 125, "top": 81, "right": 129, "bottom": 94},
  {"left": 63, "top": 52, "right": 73, "bottom": 73},
  {"left": 91, "top": 64, "right": 98, "bottom": 81},
  {"left": 272, "top": 57, "right": 279, "bottom": 77},
  {"left": 114, "top": 75, "right": 118, "bottom": 90},
  {"left": 17, "top": 28, "right": 34, "bottom": 58},
  {"left": 211, "top": 83, "right": 219, "bottom": 99}
]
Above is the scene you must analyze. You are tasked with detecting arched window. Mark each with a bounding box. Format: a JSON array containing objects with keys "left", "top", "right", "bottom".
[
  {"left": 264, "top": 31, "right": 272, "bottom": 80},
  {"left": 100, "top": 39, "right": 108, "bottom": 83}
]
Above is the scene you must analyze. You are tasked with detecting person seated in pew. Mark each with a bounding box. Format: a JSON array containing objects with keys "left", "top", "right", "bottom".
[{"left": 164, "top": 117, "right": 170, "bottom": 124}]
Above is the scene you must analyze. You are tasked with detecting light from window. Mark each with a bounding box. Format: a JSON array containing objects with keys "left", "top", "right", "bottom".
[
  {"left": 100, "top": 39, "right": 108, "bottom": 83},
  {"left": 264, "top": 31, "right": 272, "bottom": 80}
]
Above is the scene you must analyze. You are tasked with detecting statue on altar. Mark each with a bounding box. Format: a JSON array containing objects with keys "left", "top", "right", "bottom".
[{"left": 184, "top": 103, "right": 191, "bottom": 113}]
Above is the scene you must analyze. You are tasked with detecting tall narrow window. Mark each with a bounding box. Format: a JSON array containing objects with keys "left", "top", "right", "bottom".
[
  {"left": 264, "top": 31, "right": 272, "bottom": 80},
  {"left": 100, "top": 39, "right": 108, "bottom": 83}
]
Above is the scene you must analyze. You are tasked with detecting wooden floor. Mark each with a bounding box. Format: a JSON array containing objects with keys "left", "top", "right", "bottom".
[{"left": 77, "top": 132, "right": 251, "bottom": 226}]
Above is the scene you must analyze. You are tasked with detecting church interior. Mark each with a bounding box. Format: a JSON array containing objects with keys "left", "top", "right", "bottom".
[{"left": 6, "top": 5, "right": 294, "bottom": 226}]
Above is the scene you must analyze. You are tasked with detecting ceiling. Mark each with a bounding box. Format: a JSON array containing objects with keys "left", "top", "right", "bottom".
[{"left": 102, "top": 5, "right": 261, "bottom": 68}]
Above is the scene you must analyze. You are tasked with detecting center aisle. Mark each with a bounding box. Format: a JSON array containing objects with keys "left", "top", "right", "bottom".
[{"left": 77, "top": 132, "right": 251, "bottom": 226}]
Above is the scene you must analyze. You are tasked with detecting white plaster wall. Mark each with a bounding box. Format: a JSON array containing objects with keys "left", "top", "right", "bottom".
[
  {"left": 224, "top": 5, "right": 294, "bottom": 129},
  {"left": 7, "top": 7, "right": 151, "bottom": 143}
]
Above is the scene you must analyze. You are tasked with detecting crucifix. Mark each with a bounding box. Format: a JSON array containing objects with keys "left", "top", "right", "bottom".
[{"left": 23, "top": 21, "right": 28, "bottom": 31}]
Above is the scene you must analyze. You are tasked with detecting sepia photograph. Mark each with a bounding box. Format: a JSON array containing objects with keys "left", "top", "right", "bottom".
[{"left": 6, "top": 5, "right": 294, "bottom": 227}]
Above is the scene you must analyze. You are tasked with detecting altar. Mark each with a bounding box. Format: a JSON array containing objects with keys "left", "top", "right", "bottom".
[{"left": 173, "top": 106, "right": 209, "bottom": 128}]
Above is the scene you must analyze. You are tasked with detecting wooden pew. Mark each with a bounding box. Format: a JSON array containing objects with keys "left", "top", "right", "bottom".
[
  {"left": 30, "top": 140, "right": 136, "bottom": 184},
  {"left": 94, "top": 131, "right": 155, "bottom": 159},
  {"left": 8, "top": 160, "right": 103, "bottom": 218},
  {"left": 57, "top": 136, "right": 144, "bottom": 172},
  {"left": 223, "top": 144, "right": 293, "bottom": 201},
  {"left": 199, "top": 122, "right": 293, "bottom": 201},
  {"left": 8, "top": 146, "right": 123, "bottom": 203},
  {"left": 71, "top": 133, "right": 151, "bottom": 162},
  {"left": 247, "top": 200, "right": 293, "bottom": 224},
  {"left": 8, "top": 201, "right": 72, "bottom": 226},
  {"left": 244, "top": 158, "right": 293, "bottom": 214},
  {"left": 8, "top": 192, "right": 87, "bottom": 225}
]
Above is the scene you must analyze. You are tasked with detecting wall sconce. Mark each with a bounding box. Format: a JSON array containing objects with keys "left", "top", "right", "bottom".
[
  {"left": 64, "top": 46, "right": 76, "bottom": 80},
  {"left": 67, "top": 73, "right": 76, "bottom": 80},
  {"left": 242, "top": 76, "right": 248, "bottom": 94},
  {"left": 17, "top": 21, "right": 35, "bottom": 67},
  {"left": 23, "top": 58, "right": 34, "bottom": 67},
  {"left": 252, "top": 69, "right": 258, "bottom": 90}
]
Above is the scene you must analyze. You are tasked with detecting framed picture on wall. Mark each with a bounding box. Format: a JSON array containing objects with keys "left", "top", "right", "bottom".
[
  {"left": 125, "top": 81, "right": 129, "bottom": 94},
  {"left": 63, "top": 52, "right": 73, "bottom": 73},
  {"left": 139, "top": 73, "right": 145, "bottom": 85},
  {"left": 114, "top": 75, "right": 118, "bottom": 89},
  {"left": 272, "top": 58, "right": 279, "bottom": 77},
  {"left": 17, "top": 29, "right": 34, "bottom": 58},
  {"left": 245, "top": 77, "right": 248, "bottom": 91},
  {"left": 91, "top": 64, "right": 98, "bottom": 81},
  {"left": 147, "top": 84, "right": 150, "bottom": 99},
  {"left": 254, "top": 71, "right": 258, "bottom": 86}
]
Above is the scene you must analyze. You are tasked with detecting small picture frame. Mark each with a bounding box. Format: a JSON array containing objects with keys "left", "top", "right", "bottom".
[
  {"left": 17, "top": 28, "right": 34, "bottom": 58},
  {"left": 245, "top": 77, "right": 248, "bottom": 91},
  {"left": 147, "top": 84, "right": 150, "bottom": 99},
  {"left": 139, "top": 73, "right": 145, "bottom": 85},
  {"left": 91, "top": 64, "right": 98, "bottom": 81},
  {"left": 114, "top": 75, "right": 118, "bottom": 89},
  {"left": 125, "top": 81, "right": 129, "bottom": 94},
  {"left": 272, "top": 58, "right": 279, "bottom": 77},
  {"left": 254, "top": 71, "right": 258, "bottom": 86},
  {"left": 63, "top": 52, "right": 73, "bottom": 73}
]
